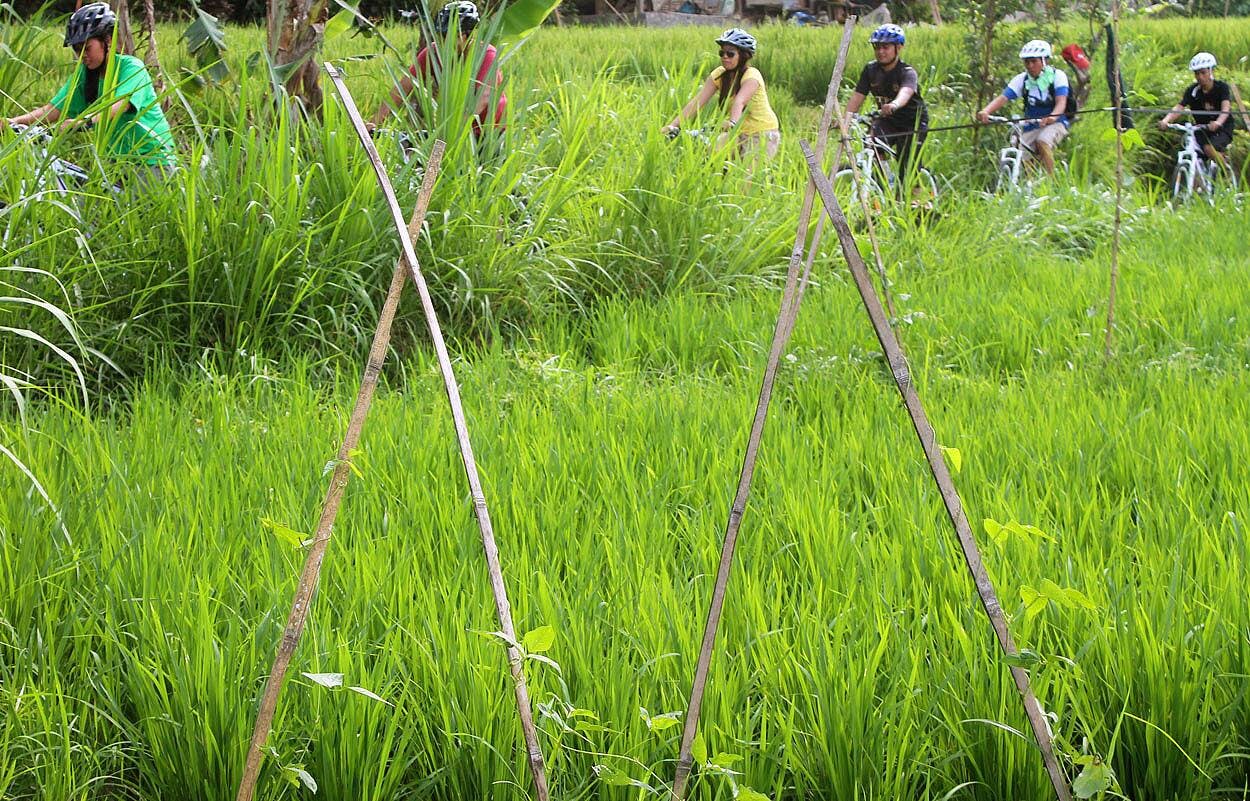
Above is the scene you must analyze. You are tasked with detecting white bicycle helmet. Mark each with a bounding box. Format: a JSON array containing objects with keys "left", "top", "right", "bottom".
[
  {"left": 1019, "top": 39, "right": 1052, "bottom": 60},
  {"left": 434, "top": 1, "right": 480, "bottom": 35},
  {"left": 1188, "top": 51, "right": 1217, "bottom": 71},
  {"left": 714, "top": 28, "right": 757, "bottom": 56}
]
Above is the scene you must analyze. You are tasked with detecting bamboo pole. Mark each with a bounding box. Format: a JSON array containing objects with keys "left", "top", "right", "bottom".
[
  {"left": 1105, "top": 0, "right": 1123, "bottom": 360},
  {"left": 782, "top": 20, "right": 857, "bottom": 343},
  {"left": 832, "top": 103, "right": 896, "bottom": 318},
  {"left": 801, "top": 139, "right": 1073, "bottom": 801},
  {"left": 669, "top": 19, "right": 856, "bottom": 801},
  {"left": 324, "top": 63, "right": 551, "bottom": 801},
  {"left": 234, "top": 140, "right": 447, "bottom": 801},
  {"left": 1229, "top": 83, "right": 1250, "bottom": 136}
]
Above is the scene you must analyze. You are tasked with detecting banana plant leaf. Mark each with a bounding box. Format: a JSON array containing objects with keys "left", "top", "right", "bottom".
[
  {"left": 182, "top": 0, "right": 229, "bottom": 83},
  {"left": 498, "top": 0, "right": 560, "bottom": 43}
]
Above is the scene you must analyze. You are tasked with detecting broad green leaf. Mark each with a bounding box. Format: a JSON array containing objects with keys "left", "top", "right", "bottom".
[
  {"left": 324, "top": 7, "right": 356, "bottom": 40},
  {"left": 648, "top": 714, "right": 680, "bottom": 732},
  {"left": 712, "top": 752, "right": 743, "bottom": 768},
  {"left": 984, "top": 518, "right": 1008, "bottom": 548},
  {"left": 941, "top": 446, "right": 962, "bottom": 474},
  {"left": 1018, "top": 523, "right": 1054, "bottom": 542},
  {"left": 301, "top": 672, "right": 344, "bottom": 688},
  {"left": 1040, "top": 578, "right": 1066, "bottom": 601},
  {"left": 736, "top": 789, "right": 770, "bottom": 801},
  {"left": 1003, "top": 649, "right": 1044, "bottom": 669},
  {"left": 182, "top": 0, "right": 229, "bottom": 83},
  {"left": 1063, "top": 586, "right": 1098, "bottom": 611},
  {"left": 1072, "top": 758, "right": 1114, "bottom": 798},
  {"left": 498, "top": 0, "right": 560, "bottom": 42},
  {"left": 691, "top": 731, "right": 708, "bottom": 764},
  {"left": 287, "top": 765, "right": 318, "bottom": 793},
  {"left": 1020, "top": 585, "right": 1049, "bottom": 618},
  {"left": 261, "top": 518, "right": 306, "bottom": 549},
  {"left": 522, "top": 625, "right": 556, "bottom": 653},
  {"left": 593, "top": 765, "right": 636, "bottom": 786}
]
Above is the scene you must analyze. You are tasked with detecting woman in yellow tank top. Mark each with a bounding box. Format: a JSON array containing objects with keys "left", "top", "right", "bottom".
[{"left": 662, "top": 28, "right": 781, "bottom": 160}]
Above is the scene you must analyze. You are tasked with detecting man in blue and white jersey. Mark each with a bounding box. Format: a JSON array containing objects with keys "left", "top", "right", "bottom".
[{"left": 977, "top": 40, "right": 1072, "bottom": 176}]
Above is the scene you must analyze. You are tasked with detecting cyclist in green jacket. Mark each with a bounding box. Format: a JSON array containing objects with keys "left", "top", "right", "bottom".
[{"left": 4, "top": 3, "right": 176, "bottom": 183}]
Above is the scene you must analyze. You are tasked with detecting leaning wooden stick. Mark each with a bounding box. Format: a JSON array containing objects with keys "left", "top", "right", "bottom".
[
  {"left": 324, "top": 63, "right": 551, "bottom": 801},
  {"left": 670, "top": 23, "right": 853, "bottom": 801},
  {"left": 796, "top": 91, "right": 898, "bottom": 331},
  {"left": 235, "top": 140, "right": 447, "bottom": 801},
  {"left": 780, "top": 17, "right": 855, "bottom": 345},
  {"left": 1229, "top": 83, "right": 1250, "bottom": 133},
  {"left": 800, "top": 139, "right": 1072, "bottom": 801}
]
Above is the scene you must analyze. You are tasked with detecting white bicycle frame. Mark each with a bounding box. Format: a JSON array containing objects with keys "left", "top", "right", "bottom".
[
  {"left": 2, "top": 123, "right": 119, "bottom": 252},
  {"left": 5, "top": 123, "right": 93, "bottom": 196},
  {"left": 1168, "top": 122, "right": 1235, "bottom": 201},
  {"left": 835, "top": 114, "right": 936, "bottom": 207},
  {"left": 987, "top": 115, "right": 1031, "bottom": 192}
]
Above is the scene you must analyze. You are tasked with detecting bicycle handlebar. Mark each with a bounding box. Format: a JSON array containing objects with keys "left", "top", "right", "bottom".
[{"left": 7, "top": 122, "right": 57, "bottom": 144}]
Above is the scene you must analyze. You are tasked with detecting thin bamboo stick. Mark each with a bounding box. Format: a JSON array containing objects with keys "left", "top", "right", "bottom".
[
  {"left": 324, "top": 63, "right": 550, "bottom": 801},
  {"left": 1105, "top": 0, "right": 1123, "bottom": 360},
  {"left": 1229, "top": 83, "right": 1250, "bottom": 141},
  {"left": 234, "top": 140, "right": 447, "bottom": 801},
  {"left": 782, "top": 22, "right": 856, "bottom": 344},
  {"left": 801, "top": 138, "right": 1073, "bottom": 801},
  {"left": 669, "top": 19, "right": 856, "bottom": 801}
]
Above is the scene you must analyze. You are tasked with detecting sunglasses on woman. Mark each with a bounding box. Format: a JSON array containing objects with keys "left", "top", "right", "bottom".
[{"left": 719, "top": 49, "right": 739, "bottom": 58}]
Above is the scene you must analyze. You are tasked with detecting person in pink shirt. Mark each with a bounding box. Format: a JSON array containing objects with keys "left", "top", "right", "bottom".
[{"left": 371, "top": 1, "right": 505, "bottom": 139}]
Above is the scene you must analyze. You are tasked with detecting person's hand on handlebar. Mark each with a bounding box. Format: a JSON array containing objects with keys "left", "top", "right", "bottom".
[{"left": 975, "top": 109, "right": 991, "bottom": 124}]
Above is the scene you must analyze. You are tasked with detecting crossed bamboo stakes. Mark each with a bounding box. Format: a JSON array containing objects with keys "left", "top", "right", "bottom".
[{"left": 235, "top": 52, "right": 1071, "bottom": 801}]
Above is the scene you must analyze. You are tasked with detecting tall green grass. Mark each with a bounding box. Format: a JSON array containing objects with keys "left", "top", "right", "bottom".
[
  {"left": 2, "top": 187, "right": 1248, "bottom": 798},
  {"left": 2, "top": 17, "right": 1248, "bottom": 391},
  {"left": 2, "top": 18, "right": 1249, "bottom": 798}
]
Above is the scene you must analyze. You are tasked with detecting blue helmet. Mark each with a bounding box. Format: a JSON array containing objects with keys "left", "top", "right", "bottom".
[{"left": 869, "top": 24, "right": 905, "bottom": 46}]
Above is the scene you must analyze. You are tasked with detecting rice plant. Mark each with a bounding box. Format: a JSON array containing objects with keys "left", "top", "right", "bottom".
[{"left": 1, "top": 12, "right": 1248, "bottom": 801}]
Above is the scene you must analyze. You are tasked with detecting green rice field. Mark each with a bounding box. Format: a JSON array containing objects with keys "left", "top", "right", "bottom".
[{"left": 2, "top": 10, "right": 1249, "bottom": 801}]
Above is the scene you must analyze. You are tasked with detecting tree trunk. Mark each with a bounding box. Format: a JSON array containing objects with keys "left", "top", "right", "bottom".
[
  {"left": 268, "top": 0, "right": 328, "bottom": 112},
  {"left": 928, "top": 0, "right": 943, "bottom": 24},
  {"left": 113, "top": 0, "right": 136, "bottom": 54},
  {"left": 140, "top": 0, "right": 165, "bottom": 97}
]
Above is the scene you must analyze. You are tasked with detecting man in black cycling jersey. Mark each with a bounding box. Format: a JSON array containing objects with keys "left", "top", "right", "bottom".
[
  {"left": 843, "top": 24, "right": 929, "bottom": 200},
  {"left": 1158, "top": 51, "right": 1233, "bottom": 174}
]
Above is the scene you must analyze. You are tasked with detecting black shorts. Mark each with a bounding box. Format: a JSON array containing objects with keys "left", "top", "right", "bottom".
[
  {"left": 870, "top": 120, "right": 928, "bottom": 177},
  {"left": 1195, "top": 127, "right": 1232, "bottom": 153}
]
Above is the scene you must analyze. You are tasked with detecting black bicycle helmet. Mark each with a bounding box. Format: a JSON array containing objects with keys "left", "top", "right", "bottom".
[
  {"left": 434, "top": 1, "right": 480, "bottom": 35},
  {"left": 65, "top": 2, "right": 116, "bottom": 48}
]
